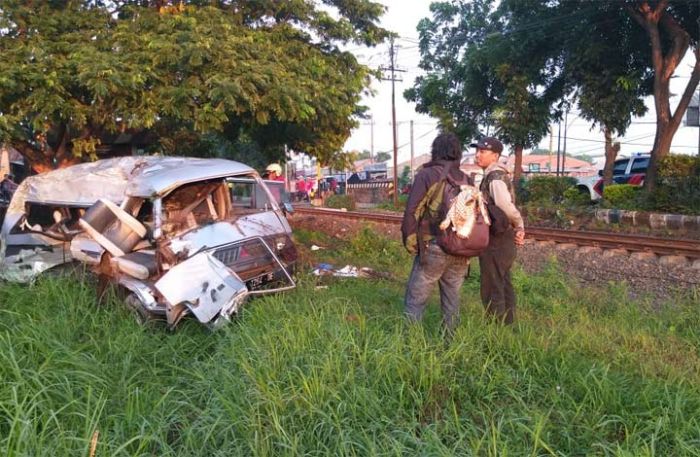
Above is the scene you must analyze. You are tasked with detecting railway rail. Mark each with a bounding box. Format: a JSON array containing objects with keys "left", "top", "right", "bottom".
[{"left": 292, "top": 206, "right": 700, "bottom": 260}]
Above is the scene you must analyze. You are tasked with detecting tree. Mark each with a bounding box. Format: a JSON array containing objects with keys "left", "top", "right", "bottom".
[
  {"left": 406, "top": 0, "right": 565, "bottom": 183},
  {"left": 623, "top": 0, "right": 699, "bottom": 192},
  {"left": 372, "top": 151, "right": 391, "bottom": 163},
  {"left": 560, "top": 1, "right": 651, "bottom": 185},
  {"left": 0, "top": 1, "right": 389, "bottom": 172}
]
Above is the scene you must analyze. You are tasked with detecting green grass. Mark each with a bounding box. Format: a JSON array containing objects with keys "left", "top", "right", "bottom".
[{"left": 1, "top": 230, "right": 699, "bottom": 456}]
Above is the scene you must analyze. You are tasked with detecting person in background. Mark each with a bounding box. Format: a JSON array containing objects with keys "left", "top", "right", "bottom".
[
  {"left": 295, "top": 175, "right": 308, "bottom": 202},
  {"left": 264, "top": 163, "right": 285, "bottom": 182},
  {"left": 472, "top": 137, "right": 525, "bottom": 325},
  {"left": 0, "top": 174, "right": 18, "bottom": 201},
  {"left": 401, "top": 132, "right": 472, "bottom": 337}
]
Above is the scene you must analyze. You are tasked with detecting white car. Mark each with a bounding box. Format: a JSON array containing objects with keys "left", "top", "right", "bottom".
[{"left": 576, "top": 153, "right": 650, "bottom": 200}]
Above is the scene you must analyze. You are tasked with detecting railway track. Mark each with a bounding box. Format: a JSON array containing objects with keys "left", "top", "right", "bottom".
[{"left": 293, "top": 206, "right": 700, "bottom": 259}]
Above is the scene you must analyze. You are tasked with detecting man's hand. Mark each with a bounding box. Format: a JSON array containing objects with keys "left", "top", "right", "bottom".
[{"left": 514, "top": 229, "right": 525, "bottom": 246}]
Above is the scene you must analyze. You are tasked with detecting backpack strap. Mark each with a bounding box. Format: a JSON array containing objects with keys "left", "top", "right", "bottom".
[{"left": 416, "top": 164, "right": 453, "bottom": 257}]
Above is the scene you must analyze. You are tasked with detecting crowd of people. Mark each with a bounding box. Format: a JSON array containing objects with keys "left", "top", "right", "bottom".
[{"left": 262, "top": 162, "right": 341, "bottom": 203}]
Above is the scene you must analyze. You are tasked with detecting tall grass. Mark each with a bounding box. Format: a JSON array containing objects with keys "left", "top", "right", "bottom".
[{"left": 1, "top": 229, "right": 699, "bottom": 455}]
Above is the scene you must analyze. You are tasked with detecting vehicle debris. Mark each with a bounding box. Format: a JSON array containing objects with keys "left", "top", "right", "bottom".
[
  {"left": 311, "top": 263, "right": 391, "bottom": 280},
  {"left": 0, "top": 156, "right": 297, "bottom": 328}
]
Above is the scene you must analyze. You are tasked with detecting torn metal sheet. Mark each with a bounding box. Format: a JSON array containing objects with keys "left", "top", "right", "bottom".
[
  {"left": 0, "top": 244, "right": 71, "bottom": 283},
  {"left": 155, "top": 252, "right": 248, "bottom": 324}
]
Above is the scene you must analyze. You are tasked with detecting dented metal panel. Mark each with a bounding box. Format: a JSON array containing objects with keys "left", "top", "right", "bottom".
[{"left": 155, "top": 252, "right": 248, "bottom": 324}]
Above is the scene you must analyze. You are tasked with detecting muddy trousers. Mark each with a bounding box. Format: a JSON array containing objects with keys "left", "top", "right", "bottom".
[
  {"left": 404, "top": 242, "right": 470, "bottom": 335},
  {"left": 478, "top": 233, "right": 517, "bottom": 325}
]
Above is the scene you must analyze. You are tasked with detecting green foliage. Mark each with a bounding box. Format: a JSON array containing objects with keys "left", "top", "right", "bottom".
[
  {"left": 0, "top": 1, "right": 389, "bottom": 170},
  {"left": 407, "top": 0, "right": 566, "bottom": 147},
  {"left": 562, "top": 186, "right": 591, "bottom": 206},
  {"left": 325, "top": 194, "right": 356, "bottom": 211},
  {"left": 398, "top": 165, "right": 411, "bottom": 189},
  {"left": 2, "top": 233, "right": 700, "bottom": 454},
  {"left": 603, "top": 184, "right": 640, "bottom": 209},
  {"left": 374, "top": 151, "right": 391, "bottom": 163},
  {"left": 658, "top": 154, "right": 700, "bottom": 178},
  {"left": 375, "top": 194, "right": 407, "bottom": 211},
  {"left": 523, "top": 176, "right": 577, "bottom": 204},
  {"left": 641, "top": 177, "right": 700, "bottom": 215}
]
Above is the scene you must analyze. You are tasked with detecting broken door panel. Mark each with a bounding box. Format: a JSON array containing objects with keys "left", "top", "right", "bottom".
[{"left": 155, "top": 252, "right": 248, "bottom": 324}]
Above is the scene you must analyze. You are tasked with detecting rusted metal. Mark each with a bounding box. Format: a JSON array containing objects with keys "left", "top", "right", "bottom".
[{"left": 293, "top": 206, "right": 700, "bottom": 259}]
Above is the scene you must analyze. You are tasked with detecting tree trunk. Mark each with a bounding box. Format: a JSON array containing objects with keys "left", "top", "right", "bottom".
[
  {"left": 602, "top": 126, "right": 620, "bottom": 186},
  {"left": 512, "top": 144, "right": 523, "bottom": 185},
  {"left": 626, "top": 1, "right": 700, "bottom": 193}
]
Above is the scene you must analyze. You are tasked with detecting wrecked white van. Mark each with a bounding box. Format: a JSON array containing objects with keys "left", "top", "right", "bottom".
[{"left": 0, "top": 157, "right": 297, "bottom": 328}]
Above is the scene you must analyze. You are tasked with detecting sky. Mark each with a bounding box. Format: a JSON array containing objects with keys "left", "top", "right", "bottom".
[{"left": 343, "top": 0, "right": 700, "bottom": 167}]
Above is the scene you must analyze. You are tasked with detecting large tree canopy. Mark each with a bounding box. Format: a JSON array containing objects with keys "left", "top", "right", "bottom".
[
  {"left": 0, "top": 1, "right": 389, "bottom": 172},
  {"left": 408, "top": 0, "right": 698, "bottom": 190},
  {"left": 406, "top": 0, "right": 567, "bottom": 182}
]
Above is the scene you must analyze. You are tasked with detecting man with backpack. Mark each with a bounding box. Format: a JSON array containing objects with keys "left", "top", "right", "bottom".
[
  {"left": 472, "top": 137, "right": 525, "bottom": 325},
  {"left": 401, "top": 132, "right": 473, "bottom": 336}
]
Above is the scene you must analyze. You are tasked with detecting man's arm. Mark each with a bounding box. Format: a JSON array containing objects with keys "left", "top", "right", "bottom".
[{"left": 490, "top": 180, "right": 525, "bottom": 245}]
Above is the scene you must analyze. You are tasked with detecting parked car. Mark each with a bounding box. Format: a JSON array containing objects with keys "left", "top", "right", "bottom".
[
  {"left": 0, "top": 156, "right": 297, "bottom": 328},
  {"left": 576, "top": 153, "right": 650, "bottom": 200}
]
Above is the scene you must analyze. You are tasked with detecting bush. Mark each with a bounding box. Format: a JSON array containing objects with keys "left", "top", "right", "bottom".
[
  {"left": 523, "top": 176, "right": 577, "bottom": 204},
  {"left": 658, "top": 154, "right": 700, "bottom": 178},
  {"left": 325, "top": 194, "right": 355, "bottom": 210},
  {"left": 643, "top": 177, "right": 700, "bottom": 214},
  {"left": 603, "top": 184, "right": 640, "bottom": 209},
  {"left": 562, "top": 186, "right": 590, "bottom": 206}
]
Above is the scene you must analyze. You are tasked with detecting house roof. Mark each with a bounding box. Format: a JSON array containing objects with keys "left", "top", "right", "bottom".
[{"left": 505, "top": 154, "right": 594, "bottom": 171}]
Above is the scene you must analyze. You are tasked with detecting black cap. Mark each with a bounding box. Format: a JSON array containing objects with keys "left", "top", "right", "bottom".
[{"left": 470, "top": 137, "right": 504, "bottom": 154}]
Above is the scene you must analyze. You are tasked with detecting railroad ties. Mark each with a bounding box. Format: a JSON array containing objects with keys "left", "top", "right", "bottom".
[{"left": 292, "top": 206, "right": 700, "bottom": 267}]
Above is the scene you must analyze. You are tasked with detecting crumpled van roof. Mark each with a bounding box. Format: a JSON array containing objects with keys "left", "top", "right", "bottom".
[{"left": 9, "top": 156, "right": 255, "bottom": 213}]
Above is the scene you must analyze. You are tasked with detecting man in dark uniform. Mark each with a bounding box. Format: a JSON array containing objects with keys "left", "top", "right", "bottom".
[
  {"left": 472, "top": 137, "right": 525, "bottom": 325},
  {"left": 401, "top": 132, "right": 472, "bottom": 336}
]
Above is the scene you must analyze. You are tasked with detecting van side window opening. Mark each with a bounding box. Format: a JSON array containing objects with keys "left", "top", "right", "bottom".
[
  {"left": 161, "top": 179, "right": 231, "bottom": 235},
  {"left": 228, "top": 177, "right": 273, "bottom": 211},
  {"left": 13, "top": 203, "right": 85, "bottom": 234}
]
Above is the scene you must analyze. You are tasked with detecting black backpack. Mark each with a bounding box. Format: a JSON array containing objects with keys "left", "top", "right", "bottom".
[{"left": 432, "top": 166, "right": 490, "bottom": 257}]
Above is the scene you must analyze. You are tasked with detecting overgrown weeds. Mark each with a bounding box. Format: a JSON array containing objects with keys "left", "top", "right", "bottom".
[{"left": 1, "top": 230, "right": 699, "bottom": 455}]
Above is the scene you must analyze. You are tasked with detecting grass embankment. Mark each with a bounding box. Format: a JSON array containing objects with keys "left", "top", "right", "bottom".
[{"left": 1, "top": 227, "right": 699, "bottom": 456}]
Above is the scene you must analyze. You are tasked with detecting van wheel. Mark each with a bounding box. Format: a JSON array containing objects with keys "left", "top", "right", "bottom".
[{"left": 124, "top": 293, "right": 158, "bottom": 326}]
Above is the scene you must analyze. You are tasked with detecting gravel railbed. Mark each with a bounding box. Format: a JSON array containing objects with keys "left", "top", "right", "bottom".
[{"left": 290, "top": 212, "right": 700, "bottom": 302}]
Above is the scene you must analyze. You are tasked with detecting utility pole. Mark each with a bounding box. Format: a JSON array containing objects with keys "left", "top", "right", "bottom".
[
  {"left": 562, "top": 108, "right": 568, "bottom": 176},
  {"left": 548, "top": 125, "right": 554, "bottom": 174},
  {"left": 370, "top": 115, "right": 375, "bottom": 164},
  {"left": 556, "top": 120, "right": 562, "bottom": 177},
  {"left": 380, "top": 37, "right": 405, "bottom": 207},
  {"left": 410, "top": 120, "right": 415, "bottom": 182}
]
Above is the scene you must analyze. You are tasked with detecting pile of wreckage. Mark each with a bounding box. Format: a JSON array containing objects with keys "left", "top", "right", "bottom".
[{"left": 0, "top": 157, "right": 298, "bottom": 329}]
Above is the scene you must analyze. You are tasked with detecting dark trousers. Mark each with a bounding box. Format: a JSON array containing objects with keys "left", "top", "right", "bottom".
[
  {"left": 405, "top": 242, "right": 470, "bottom": 334},
  {"left": 478, "top": 231, "right": 517, "bottom": 324}
]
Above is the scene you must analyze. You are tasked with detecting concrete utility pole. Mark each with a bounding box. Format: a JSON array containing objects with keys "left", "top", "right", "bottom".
[
  {"left": 562, "top": 108, "right": 568, "bottom": 176},
  {"left": 380, "top": 38, "right": 405, "bottom": 207},
  {"left": 556, "top": 120, "right": 562, "bottom": 177},
  {"left": 370, "top": 115, "right": 375, "bottom": 163},
  {"left": 548, "top": 125, "right": 554, "bottom": 174}
]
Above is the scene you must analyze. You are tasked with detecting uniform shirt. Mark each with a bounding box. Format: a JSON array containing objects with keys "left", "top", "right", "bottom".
[{"left": 483, "top": 163, "right": 524, "bottom": 231}]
